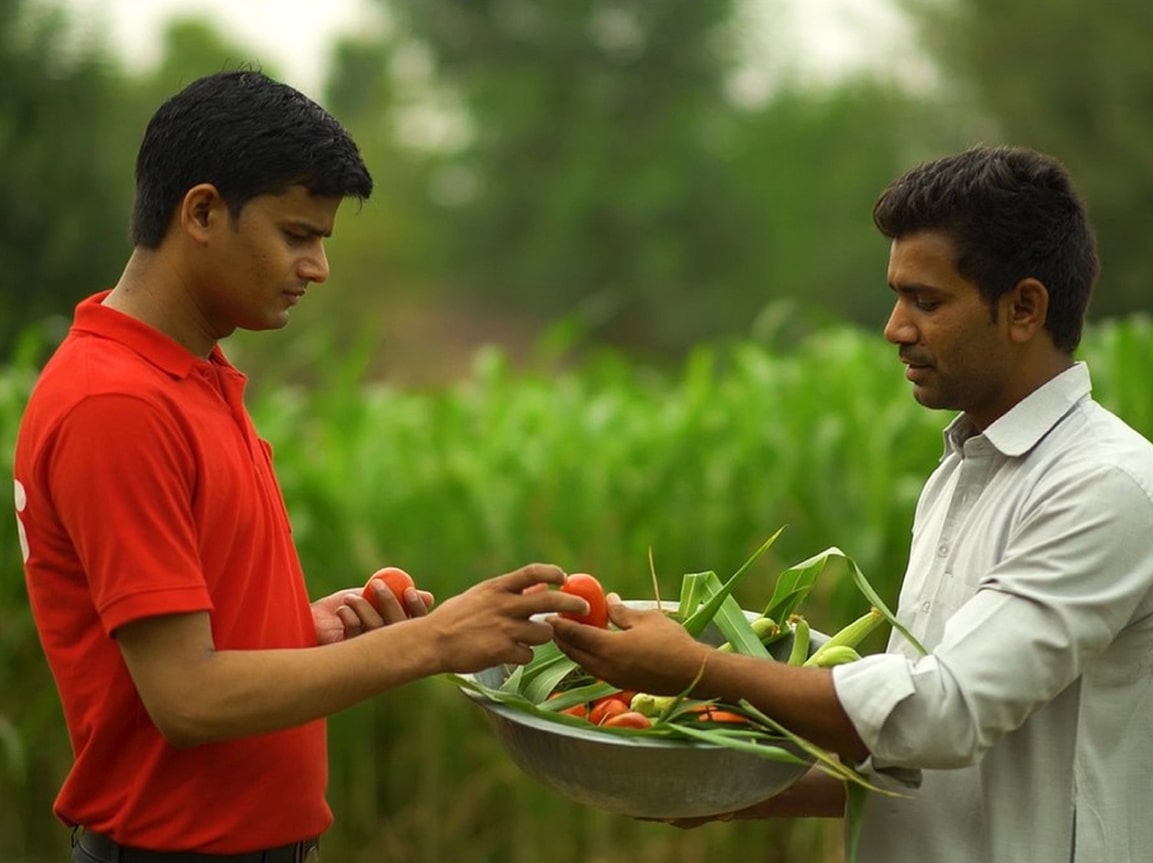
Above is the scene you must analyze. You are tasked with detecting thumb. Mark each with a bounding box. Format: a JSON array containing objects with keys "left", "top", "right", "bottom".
[{"left": 605, "top": 593, "right": 633, "bottom": 628}]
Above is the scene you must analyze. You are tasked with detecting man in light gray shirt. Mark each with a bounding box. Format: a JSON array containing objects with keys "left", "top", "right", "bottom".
[{"left": 553, "top": 145, "right": 1153, "bottom": 862}]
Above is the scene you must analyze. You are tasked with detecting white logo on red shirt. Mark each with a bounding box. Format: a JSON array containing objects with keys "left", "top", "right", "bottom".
[{"left": 13, "top": 479, "right": 29, "bottom": 563}]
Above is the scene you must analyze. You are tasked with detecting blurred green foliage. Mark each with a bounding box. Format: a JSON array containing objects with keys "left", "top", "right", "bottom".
[
  {"left": 4, "top": 318, "right": 1153, "bottom": 862},
  {"left": 6, "top": 0, "right": 1151, "bottom": 371},
  {"left": 898, "top": 0, "right": 1153, "bottom": 318},
  {"left": 5, "top": 0, "right": 1153, "bottom": 859}
]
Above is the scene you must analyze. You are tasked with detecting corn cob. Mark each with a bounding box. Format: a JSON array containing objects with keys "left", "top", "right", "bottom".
[
  {"left": 804, "top": 607, "right": 884, "bottom": 667},
  {"left": 630, "top": 693, "right": 677, "bottom": 717},
  {"left": 786, "top": 614, "right": 810, "bottom": 666},
  {"left": 805, "top": 645, "right": 862, "bottom": 668},
  {"left": 717, "top": 615, "right": 779, "bottom": 652},
  {"left": 751, "top": 616, "right": 779, "bottom": 640}
]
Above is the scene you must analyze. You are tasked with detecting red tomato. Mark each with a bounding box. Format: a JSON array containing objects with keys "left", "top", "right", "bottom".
[
  {"left": 601, "top": 711, "right": 652, "bottom": 730},
  {"left": 588, "top": 697, "right": 629, "bottom": 726},
  {"left": 362, "top": 566, "right": 415, "bottom": 611},
  {"left": 559, "top": 573, "right": 608, "bottom": 628},
  {"left": 614, "top": 689, "right": 639, "bottom": 707}
]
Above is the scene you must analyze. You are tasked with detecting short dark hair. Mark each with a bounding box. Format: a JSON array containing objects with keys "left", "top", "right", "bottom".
[
  {"left": 872, "top": 145, "right": 1099, "bottom": 353},
  {"left": 130, "top": 70, "right": 373, "bottom": 248}
]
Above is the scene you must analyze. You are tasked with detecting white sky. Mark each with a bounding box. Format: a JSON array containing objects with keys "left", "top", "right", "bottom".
[
  {"left": 51, "top": 0, "right": 914, "bottom": 99},
  {"left": 55, "top": 0, "right": 383, "bottom": 97}
]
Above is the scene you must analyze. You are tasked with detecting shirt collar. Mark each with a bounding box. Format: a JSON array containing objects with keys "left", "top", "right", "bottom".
[
  {"left": 70, "top": 290, "right": 239, "bottom": 381},
  {"left": 942, "top": 362, "right": 1092, "bottom": 458}
]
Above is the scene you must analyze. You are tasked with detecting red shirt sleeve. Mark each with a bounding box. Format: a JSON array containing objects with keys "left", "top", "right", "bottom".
[{"left": 47, "top": 393, "right": 214, "bottom": 635}]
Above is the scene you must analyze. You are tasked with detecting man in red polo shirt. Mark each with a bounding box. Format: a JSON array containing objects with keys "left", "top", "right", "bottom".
[{"left": 13, "top": 70, "right": 587, "bottom": 863}]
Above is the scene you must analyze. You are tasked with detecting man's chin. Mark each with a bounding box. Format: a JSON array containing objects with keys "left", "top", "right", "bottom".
[{"left": 911, "top": 386, "right": 947, "bottom": 411}]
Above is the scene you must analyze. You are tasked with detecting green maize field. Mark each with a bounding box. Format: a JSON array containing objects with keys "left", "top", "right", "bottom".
[{"left": 2, "top": 316, "right": 1151, "bottom": 863}]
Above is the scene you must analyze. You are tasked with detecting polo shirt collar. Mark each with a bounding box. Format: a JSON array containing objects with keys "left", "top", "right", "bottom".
[
  {"left": 71, "top": 290, "right": 238, "bottom": 381},
  {"left": 942, "top": 362, "right": 1092, "bottom": 459}
]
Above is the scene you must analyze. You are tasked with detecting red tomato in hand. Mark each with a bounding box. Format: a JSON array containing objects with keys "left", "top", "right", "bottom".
[
  {"left": 559, "top": 573, "right": 608, "bottom": 628},
  {"left": 362, "top": 566, "right": 415, "bottom": 611}
]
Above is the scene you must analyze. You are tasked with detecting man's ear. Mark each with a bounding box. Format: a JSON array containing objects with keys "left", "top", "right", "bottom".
[
  {"left": 1004, "top": 277, "right": 1049, "bottom": 344},
  {"left": 178, "top": 184, "right": 226, "bottom": 245}
]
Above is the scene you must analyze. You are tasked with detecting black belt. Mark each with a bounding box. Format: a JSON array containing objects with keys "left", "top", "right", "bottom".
[{"left": 75, "top": 829, "right": 320, "bottom": 863}]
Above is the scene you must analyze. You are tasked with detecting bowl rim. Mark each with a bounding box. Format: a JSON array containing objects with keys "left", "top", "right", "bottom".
[{"left": 458, "top": 598, "right": 821, "bottom": 757}]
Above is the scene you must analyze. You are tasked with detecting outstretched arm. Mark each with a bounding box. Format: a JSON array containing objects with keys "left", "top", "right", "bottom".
[
  {"left": 117, "top": 563, "right": 588, "bottom": 747},
  {"left": 551, "top": 595, "right": 868, "bottom": 760}
]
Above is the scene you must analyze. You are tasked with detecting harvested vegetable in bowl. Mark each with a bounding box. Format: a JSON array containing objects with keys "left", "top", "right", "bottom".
[{"left": 452, "top": 527, "right": 927, "bottom": 861}]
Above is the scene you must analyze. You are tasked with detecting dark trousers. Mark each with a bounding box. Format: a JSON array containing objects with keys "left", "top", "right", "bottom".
[{"left": 71, "top": 828, "right": 320, "bottom": 862}]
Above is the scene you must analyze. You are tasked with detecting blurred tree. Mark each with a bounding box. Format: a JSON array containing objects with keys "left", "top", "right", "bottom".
[
  {"left": 0, "top": 0, "right": 134, "bottom": 359},
  {"left": 376, "top": 0, "right": 760, "bottom": 354},
  {"left": 729, "top": 80, "right": 972, "bottom": 337},
  {"left": 342, "top": 0, "right": 977, "bottom": 358},
  {"left": 129, "top": 17, "right": 287, "bottom": 118},
  {"left": 0, "top": 6, "right": 285, "bottom": 361},
  {"left": 900, "top": 0, "right": 1153, "bottom": 317}
]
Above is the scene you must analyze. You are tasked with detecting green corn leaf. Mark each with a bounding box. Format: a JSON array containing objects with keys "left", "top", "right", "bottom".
[
  {"left": 762, "top": 548, "right": 837, "bottom": 623},
  {"left": 453, "top": 673, "right": 535, "bottom": 708},
  {"left": 678, "top": 571, "right": 709, "bottom": 620},
  {"left": 523, "top": 655, "right": 580, "bottom": 705},
  {"left": 537, "top": 680, "right": 616, "bottom": 712},
  {"left": 763, "top": 546, "right": 927, "bottom": 657},
  {"left": 844, "top": 781, "right": 869, "bottom": 863},
  {"left": 700, "top": 571, "right": 771, "bottom": 658},
  {"left": 670, "top": 723, "right": 812, "bottom": 765},
  {"left": 735, "top": 700, "right": 902, "bottom": 796},
  {"left": 683, "top": 527, "right": 785, "bottom": 637},
  {"left": 500, "top": 642, "right": 567, "bottom": 693},
  {"left": 837, "top": 549, "right": 927, "bottom": 656}
]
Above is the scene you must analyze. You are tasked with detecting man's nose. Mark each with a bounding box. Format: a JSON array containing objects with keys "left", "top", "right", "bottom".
[{"left": 883, "top": 302, "right": 914, "bottom": 344}]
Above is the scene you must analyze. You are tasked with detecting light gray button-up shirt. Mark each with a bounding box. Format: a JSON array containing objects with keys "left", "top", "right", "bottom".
[{"left": 833, "top": 363, "right": 1153, "bottom": 862}]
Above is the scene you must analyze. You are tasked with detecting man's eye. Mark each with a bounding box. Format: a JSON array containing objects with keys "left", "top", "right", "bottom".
[
  {"left": 914, "top": 296, "right": 939, "bottom": 312},
  {"left": 285, "top": 232, "right": 309, "bottom": 246}
]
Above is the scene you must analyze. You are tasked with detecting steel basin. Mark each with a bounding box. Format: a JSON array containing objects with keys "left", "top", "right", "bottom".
[{"left": 459, "top": 600, "right": 823, "bottom": 819}]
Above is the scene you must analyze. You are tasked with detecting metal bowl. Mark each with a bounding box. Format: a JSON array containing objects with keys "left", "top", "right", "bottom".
[{"left": 459, "top": 600, "right": 823, "bottom": 819}]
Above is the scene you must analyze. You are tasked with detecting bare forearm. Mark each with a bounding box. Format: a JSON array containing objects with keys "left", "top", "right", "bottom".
[
  {"left": 151, "top": 619, "right": 446, "bottom": 746},
  {"left": 696, "top": 652, "right": 869, "bottom": 761},
  {"left": 120, "top": 565, "right": 586, "bottom": 747},
  {"left": 733, "top": 767, "right": 846, "bottom": 819}
]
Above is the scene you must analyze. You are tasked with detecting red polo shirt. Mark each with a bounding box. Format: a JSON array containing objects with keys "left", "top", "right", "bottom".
[{"left": 13, "top": 292, "right": 331, "bottom": 852}]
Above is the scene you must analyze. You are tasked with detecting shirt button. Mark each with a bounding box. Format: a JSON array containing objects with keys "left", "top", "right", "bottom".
[
  {"left": 921, "top": 601, "right": 932, "bottom": 613},
  {"left": 937, "top": 543, "right": 949, "bottom": 557}
]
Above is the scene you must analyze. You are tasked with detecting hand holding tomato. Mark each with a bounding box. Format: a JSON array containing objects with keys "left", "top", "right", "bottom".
[
  {"left": 313, "top": 566, "right": 435, "bottom": 642},
  {"left": 361, "top": 566, "right": 434, "bottom": 620},
  {"left": 559, "top": 573, "right": 609, "bottom": 628},
  {"left": 552, "top": 597, "right": 711, "bottom": 697},
  {"left": 417, "top": 563, "right": 589, "bottom": 672}
]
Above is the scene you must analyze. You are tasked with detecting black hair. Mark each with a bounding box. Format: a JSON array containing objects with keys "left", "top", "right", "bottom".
[
  {"left": 872, "top": 145, "right": 1099, "bottom": 353},
  {"left": 130, "top": 69, "right": 373, "bottom": 247}
]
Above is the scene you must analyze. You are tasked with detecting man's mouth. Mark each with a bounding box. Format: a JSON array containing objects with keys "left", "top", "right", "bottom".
[{"left": 900, "top": 353, "right": 932, "bottom": 381}]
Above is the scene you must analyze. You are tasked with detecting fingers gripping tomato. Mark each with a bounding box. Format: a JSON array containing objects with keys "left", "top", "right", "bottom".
[
  {"left": 559, "top": 573, "right": 608, "bottom": 628},
  {"left": 362, "top": 566, "right": 415, "bottom": 611}
]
